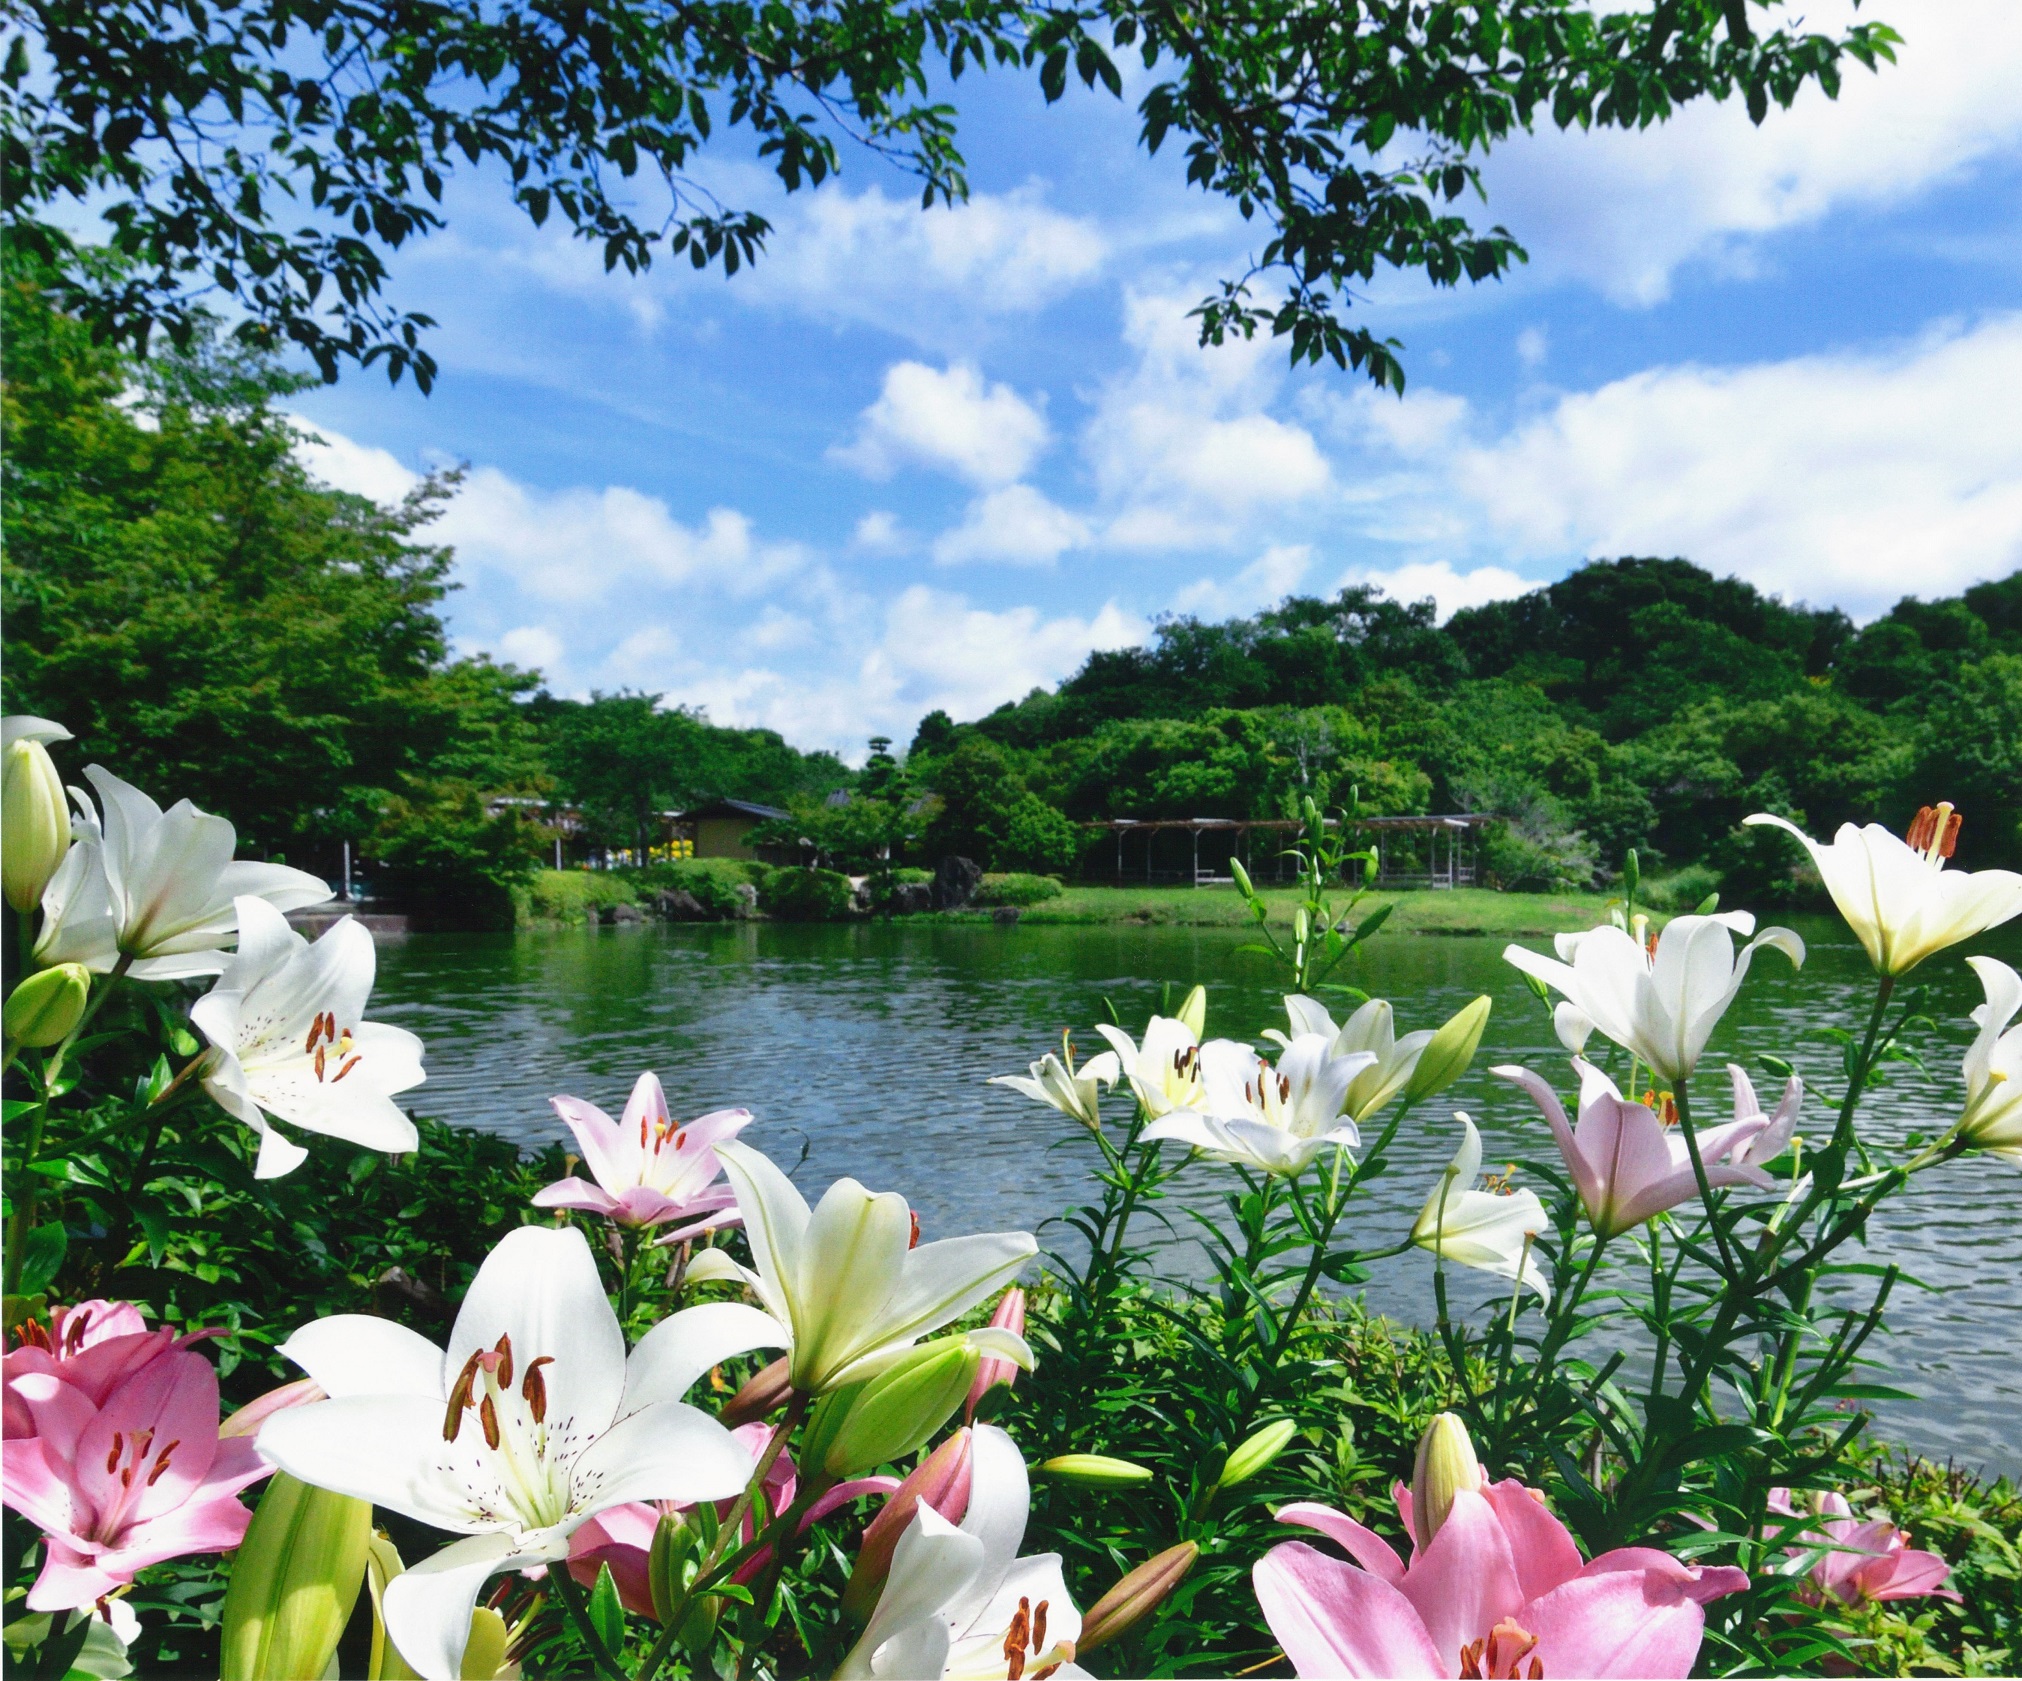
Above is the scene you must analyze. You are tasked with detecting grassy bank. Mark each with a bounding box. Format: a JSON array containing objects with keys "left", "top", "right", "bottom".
[
  {"left": 518, "top": 868, "right": 1618, "bottom": 936},
  {"left": 951, "top": 882, "right": 1617, "bottom": 935}
]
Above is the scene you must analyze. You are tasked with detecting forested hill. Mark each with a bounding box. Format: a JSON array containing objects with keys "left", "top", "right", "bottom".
[{"left": 904, "top": 560, "right": 2022, "bottom": 892}]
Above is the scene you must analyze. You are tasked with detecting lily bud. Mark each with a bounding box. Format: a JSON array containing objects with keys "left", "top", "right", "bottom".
[
  {"left": 219, "top": 1376, "right": 325, "bottom": 1439},
  {"left": 843, "top": 1427, "right": 974, "bottom": 1619},
  {"left": 1035, "top": 1453, "right": 1153, "bottom": 1488},
  {"left": 1076, "top": 1540, "right": 1199, "bottom": 1653},
  {"left": 1409, "top": 1413, "right": 1483, "bottom": 1551},
  {"left": 1294, "top": 907, "right": 1309, "bottom": 946},
  {"left": 1230, "top": 858, "right": 1254, "bottom": 897},
  {"left": 2, "top": 719, "right": 71, "bottom": 913},
  {"left": 965, "top": 1288, "right": 1026, "bottom": 1421},
  {"left": 4, "top": 963, "right": 89, "bottom": 1049},
  {"left": 720, "top": 1355, "right": 792, "bottom": 1426},
  {"left": 365, "top": 1534, "right": 520, "bottom": 1679},
  {"left": 1175, "top": 984, "right": 1207, "bottom": 1039},
  {"left": 460, "top": 1608, "right": 513, "bottom": 1680},
  {"left": 1405, "top": 995, "right": 1492, "bottom": 1104},
  {"left": 821, "top": 1332, "right": 1022, "bottom": 1476},
  {"left": 1216, "top": 1418, "right": 1297, "bottom": 1490},
  {"left": 648, "top": 1512, "right": 720, "bottom": 1647},
  {"left": 220, "top": 1472, "right": 373, "bottom": 1681}
]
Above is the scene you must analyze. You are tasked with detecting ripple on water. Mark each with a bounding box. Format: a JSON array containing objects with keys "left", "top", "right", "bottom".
[{"left": 369, "top": 916, "right": 2022, "bottom": 1478}]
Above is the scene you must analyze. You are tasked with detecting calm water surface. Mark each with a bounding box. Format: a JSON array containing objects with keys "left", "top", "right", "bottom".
[{"left": 369, "top": 914, "right": 2022, "bottom": 1476}]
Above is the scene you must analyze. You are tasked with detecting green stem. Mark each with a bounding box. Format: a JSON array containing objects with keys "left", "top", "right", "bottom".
[
  {"left": 551, "top": 1563, "right": 630, "bottom": 1681},
  {"left": 3, "top": 1092, "right": 53, "bottom": 1295},
  {"left": 1670, "top": 1081, "right": 1741, "bottom": 1282}
]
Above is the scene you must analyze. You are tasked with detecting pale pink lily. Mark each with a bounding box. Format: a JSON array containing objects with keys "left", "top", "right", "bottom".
[
  {"left": 2, "top": 1339, "right": 270, "bottom": 1610},
  {"left": 1255, "top": 1480, "right": 1747, "bottom": 1678},
  {"left": 257, "top": 1225, "right": 785, "bottom": 1680},
  {"left": 534, "top": 1071, "right": 748, "bottom": 1235},
  {"left": 1504, "top": 912, "right": 1803, "bottom": 1083},
  {"left": 1725, "top": 1062, "right": 1802, "bottom": 1169},
  {"left": 1141, "top": 1035, "right": 1373, "bottom": 1176},
  {"left": 1494, "top": 1061, "right": 1776, "bottom": 1239},
  {"left": 966, "top": 1289, "right": 1027, "bottom": 1422},
  {"left": 1768, "top": 1488, "right": 1958, "bottom": 1607},
  {"left": 3, "top": 1300, "right": 159, "bottom": 1439}
]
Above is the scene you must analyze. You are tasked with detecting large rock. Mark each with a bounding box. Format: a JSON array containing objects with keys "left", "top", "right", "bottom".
[
  {"left": 603, "top": 901, "right": 645, "bottom": 924},
  {"left": 890, "top": 881, "right": 934, "bottom": 916},
  {"left": 932, "top": 855, "right": 984, "bottom": 910},
  {"left": 732, "top": 882, "right": 760, "bottom": 919},
  {"left": 654, "top": 888, "right": 710, "bottom": 921}
]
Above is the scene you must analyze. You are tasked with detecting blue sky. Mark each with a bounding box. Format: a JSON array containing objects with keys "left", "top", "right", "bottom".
[{"left": 290, "top": 0, "right": 2022, "bottom": 759}]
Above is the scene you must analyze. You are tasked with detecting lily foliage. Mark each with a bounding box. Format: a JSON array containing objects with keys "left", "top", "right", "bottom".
[{"left": 2, "top": 727, "right": 2013, "bottom": 1678}]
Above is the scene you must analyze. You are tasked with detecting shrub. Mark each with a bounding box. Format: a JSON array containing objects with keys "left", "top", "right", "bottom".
[
  {"left": 974, "top": 871, "right": 1064, "bottom": 907},
  {"left": 759, "top": 865, "right": 854, "bottom": 921},
  {"left": 519, "top": 868, "right": 639, "bottom": 924},
  {"left": 1642, "top": 863, "right": 1721, "bottom": 913},
  {"left": 638, "top": 857, "right": 756, "bottom": 918}
]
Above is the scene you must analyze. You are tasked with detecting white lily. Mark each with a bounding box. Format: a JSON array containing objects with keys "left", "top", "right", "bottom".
[
  {"left": 838, "top": 1423, "right": 1088, "bottom": 1680},
  {"left": 1745, "top": 806, "right": 2022, "bottom": 977},
  {"left": 1265, "top": 995, "right": 1433, "bottom": 1123},
  {"left": 1092, "top": 1015, "right": 1205, "bottom": 1117},
  {"left": 1140, "top": 1035, "right": 1373, "bottom": 1177},
  {"left": 189, "top": 897, "right": 424, "bottom": 1178},
  {"left": 1503, "top": 911, "right": 1804, "bottom": 1084},
  {"left": 1410, "top": 1115, "right": 1549, "bottom": 1297},
  {"left": 689, "top": 1141, "right": 1035, "bottom": 1394},
  {"left": 1725, "top": 1062, "right": 1802, "bottom": 1169},
  {"left": 257, "top": 1225, "right": 783, "bottom": 1681},
  {"left": 988, "top": 1042, "right": 1121, "bottom": 1133},
  {"left": 33, "top": 767, "right": 327, "bottom": 979},
  {"left": 1953, "top": 956, "right": 2022, "bottom": 1164}
]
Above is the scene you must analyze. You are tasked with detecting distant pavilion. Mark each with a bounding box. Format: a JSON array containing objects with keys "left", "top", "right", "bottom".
[{"left": 1085, "top": 813, "right": 1494, "bottom": 888}]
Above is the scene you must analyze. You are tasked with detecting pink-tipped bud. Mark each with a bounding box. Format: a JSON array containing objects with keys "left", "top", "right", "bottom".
[
  {"left": 965, "top": 1288, "right": 1027, "bottom": 1422},
  {"left": 1077, "top": 1540, "right": 1199, "bottom": 1653},
  {"left": 219, "top": 1377, "right": 326, "bottom": 1439},
  {"left": 721, "top": 1356, "right": 793, "bottom": 1428},
  {"left": 841, "top": 1428, "right": 974, "bottom": 1620}
]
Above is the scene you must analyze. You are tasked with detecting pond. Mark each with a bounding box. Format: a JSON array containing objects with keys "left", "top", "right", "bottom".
[{"left": 368, "top": 912, "right": 2022, "bottom": 1478}]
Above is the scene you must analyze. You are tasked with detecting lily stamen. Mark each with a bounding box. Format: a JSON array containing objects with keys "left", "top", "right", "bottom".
[{"left": 1906, "top": 801, "right": 1962, "bottom": 863}]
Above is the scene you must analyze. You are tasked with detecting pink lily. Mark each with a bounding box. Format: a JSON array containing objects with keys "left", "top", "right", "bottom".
[
  {"left": 534, "top": 1071, "right": 750, "bottom": 1235},
  {"left": 2, "top": 1341, "right": 269, "bottom": 1610},
  {"left": 1493, "top": 1060, "right": 1776, "bottom": 1239},
  {"left": 965, "top": 1289, "right": 1026, "bottom": 1423},
  {"left": 1725, "top": 1063, "right": 1802, "bottom": 1169},
  {"left": 566, "top": 1423, "right": 900, "bottom": 1617},
  {"left": 1255, "top": 1480, "right": 1747, "bottom": 1678},
  {"left": 4, "top": 1300, "right": 195, "bottom": 1439},
  {"left": 1768, "top": 1489, "right": 1958, "bottom": 1607}
]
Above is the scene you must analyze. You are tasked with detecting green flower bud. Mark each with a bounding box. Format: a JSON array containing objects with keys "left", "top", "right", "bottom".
[
  {"left": 2, "top": 722, "right": 71, "bottom": 914},
  {"left": 1404, "top": 995, "right": 1491, "bottom": 1104},
  {"left": 1035, "top": 1453, "right": 1153, "bottom": 1488},
  {"left": 5, "top": 964, "right": 89, "bottom": 1049},
  {"left": 1216, "top": 1418, "right": 1297, "bottom": 1490},
  {"left": 460, "top": 1608, "right": 512, "bottom": 1680},
  {"left": 1175, "top": 984, "right": 1207, "bottom": 1040},
  {"left": 220, "top": 1473, "right": 373, "bottom": 1681},
  {"left": 1409, "top": 1412, "right": 1482, "bottom": 1551},
  {"left": 1076, "top": 1541, "right": 1199, "bottom": 1653},
  {"left": 1229, "top": 858, "right": 1254, "bottom": 897},
  {"left": 819, "top": 1337, "right": 980, "bottom": 1477},
  {"left": 649, "top": 1509, "right": 720, "bottom": 1648}
]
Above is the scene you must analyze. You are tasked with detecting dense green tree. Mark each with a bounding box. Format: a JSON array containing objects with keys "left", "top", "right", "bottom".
[{"left": 0, "top": 268, "right": 542, "bottom": 876}]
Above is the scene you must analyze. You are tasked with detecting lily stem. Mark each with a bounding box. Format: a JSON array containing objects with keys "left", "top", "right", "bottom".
[{"left": 551, "top": 1562, "right": 631, "bottom": 1681}]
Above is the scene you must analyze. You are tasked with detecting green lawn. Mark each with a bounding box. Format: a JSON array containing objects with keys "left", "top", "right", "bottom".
[{"left": 981, "top": 882, "right": 1615, "bottom": 935}]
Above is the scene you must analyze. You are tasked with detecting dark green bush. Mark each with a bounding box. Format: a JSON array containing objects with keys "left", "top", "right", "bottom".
[
  {"left": 638, "top": 857, "right": 756, "bottom": 917},
  {"left": 974, "top": 871, "right": 1064, "bottom": 906},
  {"left": 758, "top": 865, "right": 854, "bottom": 921}
]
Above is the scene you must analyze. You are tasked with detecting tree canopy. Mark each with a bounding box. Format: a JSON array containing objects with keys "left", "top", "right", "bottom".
[{"left": 3, "top": 0, "right": 1895, "bottom": 389}]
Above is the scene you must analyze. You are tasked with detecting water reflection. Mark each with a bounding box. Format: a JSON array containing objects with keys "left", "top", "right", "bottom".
[{"left": 370, "top": 915, "right": 2022, "bottom": 1476}]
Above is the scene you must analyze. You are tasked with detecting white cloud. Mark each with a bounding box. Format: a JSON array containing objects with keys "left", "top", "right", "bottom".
[
  {"left": 852, "top": 511, "right": 909, "bottom": 553},
  {"left": 833, "top": 362, "right": 1052, "bottom": 487},
  {"left": 495, "top": 625, "right": 567, "bottom": 672},
  {"left": 1087, "top": 289, "right": 1332, "bottom": 546},
  {"left": 1516, "top": 327, "right": 1549, "bottom": 370},
  {"left": 873, "top": 587, "right": 1146, "bottom": 722},
  {"left": 296, "top": 426, "right": 425, "bottom": 505},
  {"left": 933, "top": 485, "right": 1089, "bottom": 567},
  {"left": 746, "top": 182, "right": 1107, "bottom": 326},
  {"left": 1338, "top": 561, "right": 1536, "bottom": 623},
  {"left": 1449, "top": 313, "right": 2022, "bottom": 614},
  {"left": 1172, "top": 544, "right": 1313, "bottom": 615},
  {"left": 1483, "top": 0, "right": 2022, "bottom": 304}
]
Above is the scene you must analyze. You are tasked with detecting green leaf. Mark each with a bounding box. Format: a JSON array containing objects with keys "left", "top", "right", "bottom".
[
  {"left": 17, "top": 1222, "right": 66, "bottom": 1296},
  {"left": 587, "top": 1561, "right": 626, "bottom": 1657}
]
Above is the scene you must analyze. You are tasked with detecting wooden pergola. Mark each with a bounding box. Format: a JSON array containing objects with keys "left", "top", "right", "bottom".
[{"left": 1085, "top": 814, "right": 1495, "bottom": 888}]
